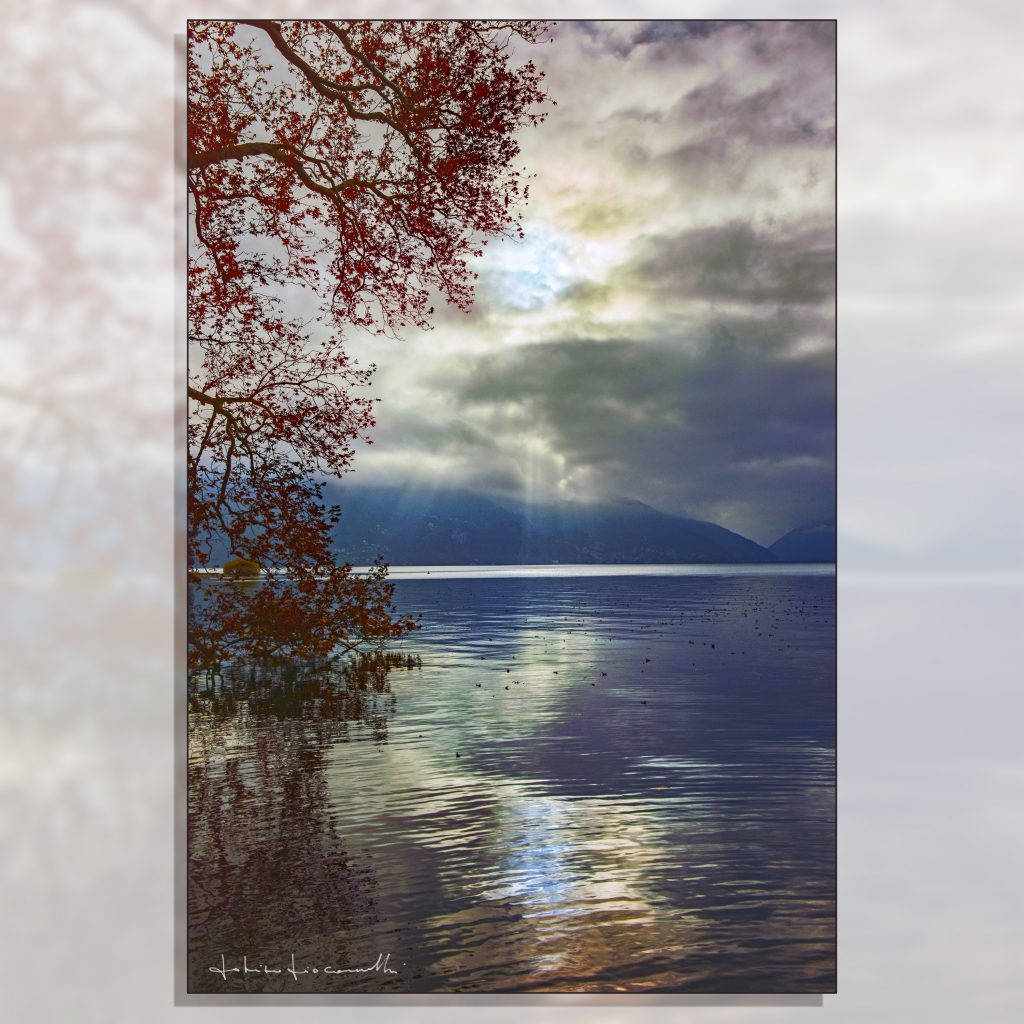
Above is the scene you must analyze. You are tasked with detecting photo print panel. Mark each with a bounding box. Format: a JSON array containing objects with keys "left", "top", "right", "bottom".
[{"left": 185, "top": 18, "right": 836, "bottom": 996}]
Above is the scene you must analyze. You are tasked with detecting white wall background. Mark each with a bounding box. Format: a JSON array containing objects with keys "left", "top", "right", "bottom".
[{"left": 1, "top": 1, "right": 1021, "bottom": 1021}]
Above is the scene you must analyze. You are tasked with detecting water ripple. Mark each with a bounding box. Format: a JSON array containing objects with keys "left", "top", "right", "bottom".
[{"left": 189, "top": 570, "right": 834, "bottom": 993}]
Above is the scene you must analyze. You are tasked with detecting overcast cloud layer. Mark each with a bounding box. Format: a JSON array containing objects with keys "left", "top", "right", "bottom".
[{"left": 345, "top": 20, "right": 836, "bottom": 545}]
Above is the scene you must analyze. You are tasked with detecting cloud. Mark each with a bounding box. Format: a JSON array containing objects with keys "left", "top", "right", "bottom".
[
  {"left": 627, "top": 221, "right": 835, "bottom": 309},
  {"left": 346, "top": 20, "right": 836, "bottom": 544},
  {"left": 439, "top": 322, "right": 834, "bottom": 543},
  {"left": 630, "top": 21, "right": 751, "bottom": 47}
]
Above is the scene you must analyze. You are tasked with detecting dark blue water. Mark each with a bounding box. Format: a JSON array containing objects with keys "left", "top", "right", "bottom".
[{"left": 188, "top": 568, "right": 835, "bottom": 993}]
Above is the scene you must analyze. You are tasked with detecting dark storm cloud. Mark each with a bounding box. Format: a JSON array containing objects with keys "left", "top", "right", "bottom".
[
  {"left": 443, "top": 325, "right": 834, "bottom": 543},
  {"left": 628, "top": 221, "right": 835, "bottom": 308},
  {"left": 354, "top": 20, "right": 836, "bottom": 543}
]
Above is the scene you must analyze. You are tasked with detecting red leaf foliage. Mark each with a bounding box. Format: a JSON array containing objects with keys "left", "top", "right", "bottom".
[{"left": 187, "top": 20, "right": 551, "bottom": 667}]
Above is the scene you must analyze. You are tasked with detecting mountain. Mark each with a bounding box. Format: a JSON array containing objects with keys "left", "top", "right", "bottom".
[
  {"left": 324, "top": 485, "right": 777, "bottom": 565},
  {"left": 769, "top": 522, "right": 836, "bottom": 563},
  {"left": 324, "top": 487, "right": 522, "bottom": 566}
]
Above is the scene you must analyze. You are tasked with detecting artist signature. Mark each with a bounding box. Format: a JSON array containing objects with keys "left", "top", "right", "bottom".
[{"left": 209, "top": 952, "right": 399, "bottom": 981}]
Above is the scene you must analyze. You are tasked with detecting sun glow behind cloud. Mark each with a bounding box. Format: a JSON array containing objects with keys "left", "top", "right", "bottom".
[{"left": 344, "top": 20, "right": 836, "bottom": 544}]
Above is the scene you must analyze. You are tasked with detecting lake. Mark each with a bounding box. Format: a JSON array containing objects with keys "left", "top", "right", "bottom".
[{"left": 188, "top": 565, "right": 835, "bottom": 993}]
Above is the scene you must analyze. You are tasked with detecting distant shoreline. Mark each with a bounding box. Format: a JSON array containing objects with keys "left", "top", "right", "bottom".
[
  {"left": 378, "top": 563, "right": 836, "bottom": 580},
  {"left": 190, "top": 563, "right": 835, "bottom": 581}
]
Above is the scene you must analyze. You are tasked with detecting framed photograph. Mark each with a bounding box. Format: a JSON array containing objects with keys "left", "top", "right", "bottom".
[{"left": 185, "top": 18, "right": 836, "bottom": 996}]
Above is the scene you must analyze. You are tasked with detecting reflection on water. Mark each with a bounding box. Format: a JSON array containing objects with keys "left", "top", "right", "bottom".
[
  {"left": 187, "top": 653, "right": 418, "bottom": 993},
  {"left": 188, "top": 569, "right": 835, "bottom": 993}
]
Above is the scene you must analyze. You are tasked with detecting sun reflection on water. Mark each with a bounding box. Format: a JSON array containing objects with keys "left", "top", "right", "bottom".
[{"left": 189, "top": 571, "right": 835, "bottom": 992}]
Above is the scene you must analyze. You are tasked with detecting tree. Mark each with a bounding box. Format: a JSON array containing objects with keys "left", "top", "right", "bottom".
[{"left": 187, "top": 20, "right": 551, "bottom": 667}]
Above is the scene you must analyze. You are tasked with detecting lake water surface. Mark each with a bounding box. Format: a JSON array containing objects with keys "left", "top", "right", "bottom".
[{"left": 188, "top": 565, "right": 835, "bottom": 993}]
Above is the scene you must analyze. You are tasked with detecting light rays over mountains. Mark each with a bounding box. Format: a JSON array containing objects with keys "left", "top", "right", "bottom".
[{"left": 343, "top": 20, "right": 835, "bottom": 546}]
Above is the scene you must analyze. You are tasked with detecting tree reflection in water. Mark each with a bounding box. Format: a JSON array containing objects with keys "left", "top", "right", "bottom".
[{"left": 187, "top": 652, "right": 420, "bottom": 992}]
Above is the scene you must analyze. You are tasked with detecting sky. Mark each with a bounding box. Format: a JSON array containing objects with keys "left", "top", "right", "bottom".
[{"left": 343, "top": 20, "right": 837, "bottom": 547}]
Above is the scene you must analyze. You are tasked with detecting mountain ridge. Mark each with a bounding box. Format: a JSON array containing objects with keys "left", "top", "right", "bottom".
[
  {"left": 769, "top": 521, "right": 836, "bottom": 563},
  {"left": 324, "top": 485, "right": 782, "bottom": 565}
]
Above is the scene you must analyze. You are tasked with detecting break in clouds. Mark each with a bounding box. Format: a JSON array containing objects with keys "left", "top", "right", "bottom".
[{"left": 345, "top": 20, "right": 835, "bottom": 545}]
